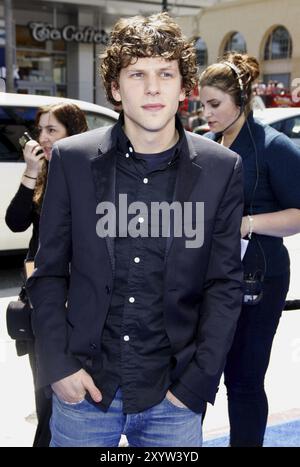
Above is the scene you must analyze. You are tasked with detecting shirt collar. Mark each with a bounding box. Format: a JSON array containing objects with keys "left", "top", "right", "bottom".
[{"left": 114, "top": 111, "right": 185, "bottom": 163}]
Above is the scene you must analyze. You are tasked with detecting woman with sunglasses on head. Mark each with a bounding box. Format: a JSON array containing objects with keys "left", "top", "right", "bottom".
[
  {"left": 199, "top": 52, "right": 300, "bottom": 447},
  {"left": 6, "top": 102, "right": 88, "bottom": 447}
]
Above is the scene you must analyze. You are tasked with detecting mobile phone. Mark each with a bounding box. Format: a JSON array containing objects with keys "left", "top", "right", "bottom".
[
  {"left": 19, "top": 131, "right": 44, "bottom": 156},
  {"left": 19, "top": 131, "right": 33, "bottom": 149}
]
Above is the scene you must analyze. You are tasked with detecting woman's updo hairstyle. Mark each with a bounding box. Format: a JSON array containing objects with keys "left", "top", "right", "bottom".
[{"left": 199, "top": 52, "right": 260, "bottom": 113}]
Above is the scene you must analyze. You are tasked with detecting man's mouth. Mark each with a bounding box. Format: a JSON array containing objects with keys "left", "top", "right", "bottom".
[{"left": 142, "top": 104, "right": 165, "bottom": 111}]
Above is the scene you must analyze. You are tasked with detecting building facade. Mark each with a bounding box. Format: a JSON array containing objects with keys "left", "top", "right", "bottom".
[
  {"left": 0, "top": 0, "right": 206, "bottom": 105},
  {"left": 1, "top": 0, "right": 299, "bottom": 105},
  {"left": 0, "top": 0, "right": 117, "bottom": 105},
  {"left": 195, "top": 0, "right": 300, "bottom": 88}
]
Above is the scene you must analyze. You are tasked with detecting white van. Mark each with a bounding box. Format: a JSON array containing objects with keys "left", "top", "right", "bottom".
[{"left": 0, "top": 93, "right": 118, "bottom": 253}]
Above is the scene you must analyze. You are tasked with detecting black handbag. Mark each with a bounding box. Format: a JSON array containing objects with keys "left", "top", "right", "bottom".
[{"left": 6, "top": 285, "right": 34, "bottom": 341}]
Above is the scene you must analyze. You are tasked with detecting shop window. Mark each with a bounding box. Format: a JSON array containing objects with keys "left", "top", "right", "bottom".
[
  {"left": 16, "top": 24, "right": 67, "bottom": 96},
  {"left": 53, "top": 56, "right": 67, "bottom": 85},
  {"left": 223, "top": 32, "right": 247, "bottom": 54},
  {"left": 16, "top": 25, "right": 45, "bottom": 49},
  {"left": 17, "top": 50, "right": 52, "bottom": 82},
  {"left": 53, "top": 39, "right": 66, "bottom": 52},
  {"left": 194, "top": 37, "right": 207, "bottom": 67},
  {"left": 264, "top": 26, "right": 292, "bottom": 60}
]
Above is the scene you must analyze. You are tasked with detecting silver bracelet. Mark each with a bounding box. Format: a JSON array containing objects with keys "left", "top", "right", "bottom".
[{"left": 247, "top": 215, "right": 254, "bottom": 239}]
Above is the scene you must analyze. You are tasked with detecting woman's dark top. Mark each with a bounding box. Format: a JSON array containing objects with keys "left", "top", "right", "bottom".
[
  {"left": 205, "top": 112, "right": 300, "bottom": 277},
  {"left": 5, "top": 184, "right": 40, "bottom": 260}
]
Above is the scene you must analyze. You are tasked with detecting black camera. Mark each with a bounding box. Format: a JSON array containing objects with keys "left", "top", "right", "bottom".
[
  {"left": 19, "top": 131, "right": 44, "bottom": 156},
  {"left": 243, "top": 273, "right": 264, "bottom": 305}
]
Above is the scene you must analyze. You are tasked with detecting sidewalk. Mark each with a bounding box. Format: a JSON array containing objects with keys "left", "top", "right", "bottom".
[
  {"left": 0, "top": 296, "right": 36, "bottom": 446},
  {"left": 203, "top": 307, "right": 300, "bottom": 443},
  {"left": 1, "top": 292, "right": 299, "bottom": 447}
]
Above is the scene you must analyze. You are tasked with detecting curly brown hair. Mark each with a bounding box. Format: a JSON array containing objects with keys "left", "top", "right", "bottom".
[
  {"left": 100, "top": 12, "right": 198, "bottom": 106},
  {"left": 33, "top": 103, "right": 88, "bottom": 210}
]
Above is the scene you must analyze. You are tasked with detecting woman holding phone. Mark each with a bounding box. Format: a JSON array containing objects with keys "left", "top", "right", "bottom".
[{"left": 5, "top": 102, "right": 88, "bottom": 447}]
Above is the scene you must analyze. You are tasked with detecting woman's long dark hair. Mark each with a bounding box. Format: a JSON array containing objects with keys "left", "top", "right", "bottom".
[{"left": 33, "top": 103, "right": 88, "bottom": 210}]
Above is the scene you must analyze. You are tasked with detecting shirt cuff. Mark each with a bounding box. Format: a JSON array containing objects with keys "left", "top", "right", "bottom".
[{"left": 169, "top": 381, "right": 207, "bottom": 414}]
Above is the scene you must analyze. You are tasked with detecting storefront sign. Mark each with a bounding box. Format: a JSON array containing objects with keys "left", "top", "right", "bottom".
[{"left": 29, "top": 23, "right": 109, "bottom": 44}]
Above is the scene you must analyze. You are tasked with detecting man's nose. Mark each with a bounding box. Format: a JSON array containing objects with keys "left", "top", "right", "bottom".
[{"left": 145, "top": 75, "right": 160, "bottom": 95}]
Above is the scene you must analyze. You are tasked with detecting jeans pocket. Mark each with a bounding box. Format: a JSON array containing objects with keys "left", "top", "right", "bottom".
[
  {"left": 55, "top": 394, "right": 86, "bottom": 406},
  {"left": 61, "top": 399, "right": 86, "bottom": 406},
  {"left": 164, "top": 396, "right": 190, "bottom": 411}
]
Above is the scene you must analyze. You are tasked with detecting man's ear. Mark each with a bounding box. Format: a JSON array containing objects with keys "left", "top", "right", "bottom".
[{"left": 111, "top": 81, "right": 121, "bottom": 102}]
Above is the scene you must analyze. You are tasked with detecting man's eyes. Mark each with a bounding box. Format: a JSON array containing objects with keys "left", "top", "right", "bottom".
[
  {"left": 130, "top": 72, "right": 144, "bottom": 78},
  {"left": 129, "top": 72, "right": 174, "bottom": 78}
]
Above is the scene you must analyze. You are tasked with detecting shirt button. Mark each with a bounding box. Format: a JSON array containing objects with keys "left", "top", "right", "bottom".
[
  {"left": 134, "top": 257, "right": 140, "bottom": 263},
  {"left": 143, "top": 177, "right": 149, "bottom": 184},
  {"left": 124, "top": 335, "right": 130, "bottom": 342},
  {"left": 125, "top": 153, "right": 130, "bottom": 158},
  {"left": 138, "top": 217, "right": 144, "bottom": 223},
  {"left": 129, "top": 296, "right": 135, "bottom": 303},
  {"left": 129, "top": 146, "right": 133, "bottom": 153}
]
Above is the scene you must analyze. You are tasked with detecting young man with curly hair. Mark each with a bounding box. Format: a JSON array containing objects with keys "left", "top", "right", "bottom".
[{"left": 27, "top": 13, "right": 244, "bottom": 447}]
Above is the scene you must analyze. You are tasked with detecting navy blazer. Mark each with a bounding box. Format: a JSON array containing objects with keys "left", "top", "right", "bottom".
[
  {"left": 27, "top": 123, "right": 244, "bottom": 411},
  {"left": 205, "top": 112, "right": 300, "bottom": 277}
]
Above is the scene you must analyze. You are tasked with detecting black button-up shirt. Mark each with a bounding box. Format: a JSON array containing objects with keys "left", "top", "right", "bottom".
[{"left": 92, "top": 119, "right": 182, "bottom": 413}]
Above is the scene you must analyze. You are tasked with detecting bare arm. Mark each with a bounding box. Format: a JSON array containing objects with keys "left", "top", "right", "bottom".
[
  {"left": 241, "top": 208, "right": 300, "bottom": 238},
  {"left": 21, "top": 139, "right": 45, "bottom": 187}
]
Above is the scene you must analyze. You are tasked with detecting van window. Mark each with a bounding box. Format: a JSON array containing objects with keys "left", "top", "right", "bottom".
[
  {"left": 0, "top": 106, "right": 37, "bottom": 162},
  {"left": 85, "top": 111, "right": 116, "bottom": 130},
  {"left": 0, "top": 105, "right": 117, "bottom": 162},
  {"left": 282, "top": 117, "right": 300, "bottom": 139}
]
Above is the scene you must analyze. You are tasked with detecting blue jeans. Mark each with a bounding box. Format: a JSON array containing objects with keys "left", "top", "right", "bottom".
[{"left": 50, "top": 389, "right": 202, "bottom": 447}]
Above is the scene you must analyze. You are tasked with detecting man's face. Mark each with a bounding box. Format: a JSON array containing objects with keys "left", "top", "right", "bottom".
[{"left": 111, "top": 57, "right": 186, "bottom": 137}]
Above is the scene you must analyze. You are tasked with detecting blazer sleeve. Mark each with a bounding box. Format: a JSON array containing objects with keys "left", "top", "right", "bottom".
[
  {"left": 170, "top": 156, "right": 244, "bottom": 411},
  {"left": 266, "top": 133, "right": 300, "bottom": 209},
  {"left": 26, "top": 146, "right": 82, "bottom": 388},
  {"left": 5, "top": 184, "right": 35, "bottom": 232}
]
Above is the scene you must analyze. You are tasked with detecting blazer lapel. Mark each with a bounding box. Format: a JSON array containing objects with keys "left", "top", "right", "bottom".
[
  {"left": 165, "top": 134, "right": 202, "bottom": 259},
  {"left": 90, "top": 128, "right": 117, "bottom": 274}
]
